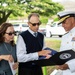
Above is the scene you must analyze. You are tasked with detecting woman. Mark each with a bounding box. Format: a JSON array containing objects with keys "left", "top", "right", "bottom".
[{"left": 0, "top": 23, "right": 18, "bottom": 75}]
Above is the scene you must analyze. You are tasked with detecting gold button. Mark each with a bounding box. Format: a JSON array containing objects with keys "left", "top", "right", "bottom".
[
  {"left": 70, "top": 34, "right": 72, "bottom": 36},
  {"left": 72, "top": 43, "right": 74, "bottom": 46}
]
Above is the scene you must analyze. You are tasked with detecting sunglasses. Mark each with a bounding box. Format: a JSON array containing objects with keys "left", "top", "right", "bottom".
[
  {"left": 29, "top": 22, "right": 41, "bottom": 26},
  {"left": 5, "top": 32, "right": 16, "bottom": 36}
]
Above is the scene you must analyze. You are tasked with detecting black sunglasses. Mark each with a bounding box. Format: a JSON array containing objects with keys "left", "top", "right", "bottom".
[
  {"left": 5, "top": 32, "right": 16, "bottom": 36},
  {"left": 29, "top": 22, "right": 41, "bottom": 26}
]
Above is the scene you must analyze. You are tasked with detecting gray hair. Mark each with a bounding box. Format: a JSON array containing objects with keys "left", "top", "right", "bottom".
[{"left": 28, "top": 13, "right": 39, "bottom": 21}]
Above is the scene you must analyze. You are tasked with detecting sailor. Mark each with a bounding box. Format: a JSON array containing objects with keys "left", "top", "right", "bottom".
[{"left": 56, "top": 10, "right": 75, "bottom": 75}]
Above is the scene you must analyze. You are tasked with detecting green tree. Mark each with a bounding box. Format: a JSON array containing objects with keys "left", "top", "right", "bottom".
[
  {"left": 0, "top": 0, "right": 25, "bottom": 25},
  {"left": 0, "top": 0, "right": 64, "bottom": 25},
  {"left": 25, "top": 0, "right": 64, "bottom": 17}
]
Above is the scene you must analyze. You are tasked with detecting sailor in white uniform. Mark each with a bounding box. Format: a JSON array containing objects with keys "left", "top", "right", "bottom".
[{"left": 56, "top": 10, "right": 75, "bottom": 75}]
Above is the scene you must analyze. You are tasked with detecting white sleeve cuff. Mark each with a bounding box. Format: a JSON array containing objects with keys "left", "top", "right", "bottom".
[
  {"left": 66, "top": 59, "right": 75, "bottom": 72},
  {"left": 31, "top": 52, "right": 39, "bottom": 60}
]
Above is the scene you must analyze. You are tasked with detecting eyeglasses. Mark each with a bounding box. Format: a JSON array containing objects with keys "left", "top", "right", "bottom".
[
  {"left": 5, "top": 32, "right": 16, "bottom": 36},
  {"left": 29, "top": 21, "right": 41, "bottom": 26}
]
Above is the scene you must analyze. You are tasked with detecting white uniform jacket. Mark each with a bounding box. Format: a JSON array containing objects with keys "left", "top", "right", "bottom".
[{"left": 60, "top": 27, "right": 75, "bottom": 75}]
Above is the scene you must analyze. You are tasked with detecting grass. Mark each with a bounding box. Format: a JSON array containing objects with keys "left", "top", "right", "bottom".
[
  {"left": 14, "top": 36, "right": 61, "bottom": 75},
  {"left": 44, "top": 38, "right": 61, "bottom": 50}
]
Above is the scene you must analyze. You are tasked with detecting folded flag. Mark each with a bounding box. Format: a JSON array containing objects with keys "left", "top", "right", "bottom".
[{"left": 39, "top": 47, "right": 57, "bottom": 60}]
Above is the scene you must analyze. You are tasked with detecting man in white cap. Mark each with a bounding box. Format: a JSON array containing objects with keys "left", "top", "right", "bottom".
[{"left": 56, "top": 10, "right": 75, "bottom": 75}]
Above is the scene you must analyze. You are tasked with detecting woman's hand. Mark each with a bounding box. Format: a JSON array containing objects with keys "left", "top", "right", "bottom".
[
  {"left": 0, "top": 55, "right": 2, "bottom": 61},
  {"left": 1, "top": 55, "right": 14, "bottom": 62},
  {"left": 12, "top": 62, "right": 18, "bottom": 70}
]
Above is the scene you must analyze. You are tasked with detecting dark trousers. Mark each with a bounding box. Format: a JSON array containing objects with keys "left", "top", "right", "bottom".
[{"left": 18, "top": 67, "right": 43, "bottom": 75}]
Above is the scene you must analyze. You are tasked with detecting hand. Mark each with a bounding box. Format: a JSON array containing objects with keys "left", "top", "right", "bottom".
[
  {"left": 45, "top": 54, "right": 52, "bottom": 59},
  {"left": 38, "top": 50, "right": 51, "bottom": 56},
  {"left": 56, "top": 64, "right": 69, "bottom": 70},
  {"left": 0, "top": 55, "right": 2, "bottom": 61},
  {"left": 12, "top": 62, "right": 18, "bottom": 70},
  {"left": 1, "top": 55, "right": 14, "bottom": 62}
]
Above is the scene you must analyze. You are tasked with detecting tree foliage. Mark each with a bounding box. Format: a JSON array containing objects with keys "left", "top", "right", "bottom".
[
  {"left": 25, "top": 0, "right": 64, "bottom": 17},
  {"left": 0, "top": 0, "right": 64, "bottom": 25}
]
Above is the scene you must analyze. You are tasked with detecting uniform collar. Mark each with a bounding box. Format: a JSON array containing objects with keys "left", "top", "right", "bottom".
[
  {"left": 64, "top": 27, "right": 75, "bottom": 35},
  {"left": 69, "top": 27, "right": 75, "bottom": 33}
]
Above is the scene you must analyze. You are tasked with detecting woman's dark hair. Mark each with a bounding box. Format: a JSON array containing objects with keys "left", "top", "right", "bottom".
[{"left": 0, "top": 22, "right": 15, "bottom": 46}]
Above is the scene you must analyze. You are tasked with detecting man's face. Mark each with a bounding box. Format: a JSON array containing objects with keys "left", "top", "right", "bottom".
[
  {"left": 62, "top": 17, "right": 75, "bottom": 32},
  {"left": 28, "top": 16, "right": 41, "bottom": 32}
]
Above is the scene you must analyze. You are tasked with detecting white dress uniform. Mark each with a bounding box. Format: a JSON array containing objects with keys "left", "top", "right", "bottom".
[{"left": 59, "top": 27, "right": 75, "bottom": 75}]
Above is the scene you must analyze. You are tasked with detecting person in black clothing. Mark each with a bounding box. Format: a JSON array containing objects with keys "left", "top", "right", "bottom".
[{"left": 16, "top": 13, "right": 51, "bottom": 75}]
